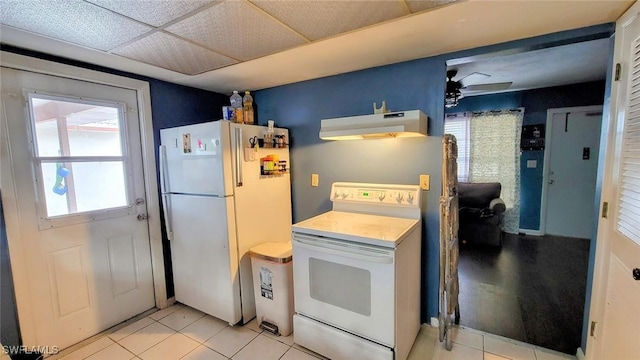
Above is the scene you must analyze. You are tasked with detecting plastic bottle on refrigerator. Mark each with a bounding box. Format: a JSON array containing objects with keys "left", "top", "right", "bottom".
[
  {"left": 230, "top": 90, "right": 244, "bottom": 123},
  {"left": 243, "top": 91, "right": 255, "bottom": 125},
  {"left": 264, "top": 119, "right": 275, "bottom": 148}
]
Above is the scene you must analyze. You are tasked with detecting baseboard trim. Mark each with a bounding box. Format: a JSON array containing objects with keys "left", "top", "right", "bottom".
[
  {"left": 576, "top": 347, "right": 586, "bottom": 360},
  {"left": 518, "top": 229, "right": 543, "bottom": 236}
]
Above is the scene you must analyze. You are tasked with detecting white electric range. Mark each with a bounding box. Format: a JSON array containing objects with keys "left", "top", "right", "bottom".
[{"left": 291, "top": 182, "right": 422, "bottom": 360}]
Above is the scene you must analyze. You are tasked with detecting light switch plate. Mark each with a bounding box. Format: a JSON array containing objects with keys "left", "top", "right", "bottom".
[
  {"left": 420, "top": 174, "right": 430, "bottom": 190},
  {"left": 311, "top": 173, "right": 319, "bottom": 187}
]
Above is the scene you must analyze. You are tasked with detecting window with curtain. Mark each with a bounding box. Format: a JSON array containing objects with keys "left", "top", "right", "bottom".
[{"left": 445, "top": 109, "right": 524, "bottom": 234}]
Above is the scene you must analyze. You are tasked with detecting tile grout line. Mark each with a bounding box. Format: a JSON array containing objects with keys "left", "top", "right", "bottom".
[
  {"left": 179, "top": 323, "right": 228, "bottom": 346},
  {"left": 110, "top": 342, "right": 137, "bottom": 360},
  {"left": 227, "top": 326, "right": 266, "bottom": 359},
  {"left": 174, "top": 317, "right": 232, "bottom": 359}
]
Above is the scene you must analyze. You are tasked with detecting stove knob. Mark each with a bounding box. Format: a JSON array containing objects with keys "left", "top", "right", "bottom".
[
  {"left": 341, "top": 191, "right": 349, "bottom": 199},
  {"left": 334, "top": 190, "right": 341, "bottom": 199},
  {"left": 406, "top": 192, "right": 414, "bottom": 203},
  {"left": 396, "top": 193, "right": 404, "bottom": 203},
  {"left": 378, "top": 192, "right": 386, "bottom": 201}
]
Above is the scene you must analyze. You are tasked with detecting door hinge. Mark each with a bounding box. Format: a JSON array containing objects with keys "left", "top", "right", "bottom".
[
  {"left": 615, "top": 63, "right": 621, "bottom": 81},
  {"left": 590, "top": 321, "right": 597, "bottom": 337},
  {"left": 602, "top": 202, "right": 609, "bottom": 219}
]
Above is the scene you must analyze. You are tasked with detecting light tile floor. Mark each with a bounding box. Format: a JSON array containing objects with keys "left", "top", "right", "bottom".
[
  {"left": 47, "top": 304, "right": 577, "bottom": 360},
  {"left": 411, "top": 324, "right": 577, "bottom": 360}
]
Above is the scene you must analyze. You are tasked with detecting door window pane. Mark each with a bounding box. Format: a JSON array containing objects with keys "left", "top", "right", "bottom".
[
  {"left": 31, "top": 97, "right": 123, "bottom": 157},
  {"left": 40, "top": 161, "right": 128, "bottom": 217},
  {"left": 28, "top": 93, "right": 131, "bottom": 220}
]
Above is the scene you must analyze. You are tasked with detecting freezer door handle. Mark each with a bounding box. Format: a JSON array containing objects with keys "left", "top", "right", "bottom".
[
  {"left": 234, "top": 127, "right": 243, "bottom": 187},
  {"left": 159, "top": 145, "right": 173, "bottom": 240},
  {"left": 159, "top": 145, "right": 168, "bottom": 194}
]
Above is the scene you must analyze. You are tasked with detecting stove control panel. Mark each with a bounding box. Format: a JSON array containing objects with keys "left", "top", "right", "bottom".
[{"left": 330, "top": 183, "right": 421, "bottom": 206}]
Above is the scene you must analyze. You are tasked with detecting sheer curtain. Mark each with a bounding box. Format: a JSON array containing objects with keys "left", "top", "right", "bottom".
[{"left": 445, "top": 109, "right": 523, "bottom": 234}]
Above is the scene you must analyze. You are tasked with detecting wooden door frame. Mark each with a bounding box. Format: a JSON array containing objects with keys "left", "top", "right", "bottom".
[
  {"left": 0, "top": 51, "right": 167, "bottom": 346},
  {"left": 539, "top": 105, "right": 604, "bottom": 236}
]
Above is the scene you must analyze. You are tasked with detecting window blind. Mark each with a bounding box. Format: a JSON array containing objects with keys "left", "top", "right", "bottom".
[{"left": 444, "top": 115, "right": 470, "bottom": 182}]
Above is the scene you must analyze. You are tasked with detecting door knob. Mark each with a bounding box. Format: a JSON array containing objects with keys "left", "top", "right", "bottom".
[
  {"left": 633, "top": 268, "right": 640, "bottom": 281},
  {"left": 137, "top": 214, "right": 148, "bottom": 221},
  {"left": 549, "top": 180, "right": 555, "bottom": 185}
]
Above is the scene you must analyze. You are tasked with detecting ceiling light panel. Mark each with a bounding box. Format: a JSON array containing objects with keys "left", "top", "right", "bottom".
[
  {"left": 405, "top": 0, "right": 460, "bottom": 13},
  {"left": 0, "top": 0, "right": 152, "bottom": 51},
  {"left": 85, "top": 0, "right": 215, "bottom": 27},
  {"left": 251, "top": 0, "right": 408, "bottom": 41},
  {"left": 112, "top": 32, "right": 237, "bottom": 75},
  {"left": 166, "top": 1, "right": 306, "bottom": 61}
]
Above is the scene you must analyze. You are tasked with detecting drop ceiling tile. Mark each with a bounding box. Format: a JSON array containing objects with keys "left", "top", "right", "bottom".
[
  {"left": 112, "top": 32, "right": 237, "bottom": 75},
  {"left": 251, "top": 0, "right": 408, "bottom": 41},
  {"left": 0, "top": 0, "right": 152, "bottom": 51},
  {"left": 85, "top": 0, "right": 215, "bottom": 27},
  {"left": 166, "top": 1, "right": 306, "bottom": 61},
  {"left": 406, "top": 0, "right": 460, "bottom": 14}
]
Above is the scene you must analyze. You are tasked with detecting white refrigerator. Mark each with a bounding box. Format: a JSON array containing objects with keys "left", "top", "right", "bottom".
[{"left": 159, "top": 120, "right": 292, "bottom": 325}]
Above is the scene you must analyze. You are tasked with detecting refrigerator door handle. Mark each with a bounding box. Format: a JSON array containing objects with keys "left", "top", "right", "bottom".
[
  {"left": 159, "top": 145, "right": 173, "bottom": 240},
  {"left": 234, "top": 127, "right": 243, "bottom": 187}
]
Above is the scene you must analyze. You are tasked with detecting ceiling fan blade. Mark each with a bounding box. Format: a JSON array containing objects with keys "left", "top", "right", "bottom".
[
  {"left": 461, "top": 82, "right": 513, "bottom": 92},
  {"left": 458, "top": 71, "right": 490, "bottom": 84}
]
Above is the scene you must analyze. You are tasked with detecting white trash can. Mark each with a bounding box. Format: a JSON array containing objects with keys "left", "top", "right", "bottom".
[{"left": 249, "top": 241, "right": 294, "bottom": 336}]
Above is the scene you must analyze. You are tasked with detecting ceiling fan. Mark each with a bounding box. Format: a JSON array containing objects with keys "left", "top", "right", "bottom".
[
  {"left": 448, "top": 69, "right": 513, "bottom": 93},
  {"left": 445, "top": 69, "right": 513, "bottom": 108}
]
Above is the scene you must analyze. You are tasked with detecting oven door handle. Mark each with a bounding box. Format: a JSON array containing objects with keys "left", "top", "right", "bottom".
[{"left": 292, "top": 236, "right": 394, "bottom": 264}]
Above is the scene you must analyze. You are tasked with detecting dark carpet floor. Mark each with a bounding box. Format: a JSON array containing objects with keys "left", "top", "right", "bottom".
[{"left": 457, "top": 233, "right": 590, "bottom": 355}]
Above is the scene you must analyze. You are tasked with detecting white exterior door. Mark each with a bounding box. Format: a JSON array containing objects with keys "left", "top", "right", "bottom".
[
  {"left": 544, "top": 108, "right": 602, "bottom": 238},
  {"left": 587, "top": 2, "right": 640, "bottom": 359},
  {"left": 0, "top": 67, "right": 155, "bottom": 350}
]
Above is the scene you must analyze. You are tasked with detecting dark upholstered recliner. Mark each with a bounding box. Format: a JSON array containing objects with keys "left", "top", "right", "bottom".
[{"left": 458, "top": 182, "right": 506, "bottom": 247}]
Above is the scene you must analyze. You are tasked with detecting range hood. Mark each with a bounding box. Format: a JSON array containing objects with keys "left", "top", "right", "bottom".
[{"left": 319, "top": 110, "right": 428, "bottom": 140}]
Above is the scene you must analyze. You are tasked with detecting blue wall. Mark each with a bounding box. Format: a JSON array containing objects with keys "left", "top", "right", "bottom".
[
  {"left": 0, "top": 44, "right": 226, "bottom": 345},
  {"left": 256, "top": 57, "right": 447, "bottom": 320},
  {"left": 256, "top": 24, "right": 614, "bottom": 323},
  {"left": 446, "top": 81, "right": 606, "bottom": 230}
]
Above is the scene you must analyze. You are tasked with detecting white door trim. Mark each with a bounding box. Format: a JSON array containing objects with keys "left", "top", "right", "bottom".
[
  {"left": 0, "top": 51, "right": 167, "bottom": 346},
  {"left": 586, "top": 5, "right": 639, "bottom": 357},
  {"left": 539, "top": 105, "right": 603, "bottom": 236}
]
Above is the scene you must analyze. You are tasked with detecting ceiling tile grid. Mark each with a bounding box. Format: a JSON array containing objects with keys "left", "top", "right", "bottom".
[
  {"left": 0, "top": 0, "right": 464, "bottom": 76},
  {"left": 165, "top": 0, "right": 307, "bottom": 61},
  {"left": 250, "top": 0, "right": 409, "bottom": 41},
  {"left": 0, "top": 0, "right": 153, "bottom": 51},
  {"left": 85, "top": 0, "right": 215, "bottom": 27},
  {"left": 1, "top": 0, "right": 620, "bottom": 92},
  {"left": 112, "top": 31, "right": 237, "bottom": 75}
]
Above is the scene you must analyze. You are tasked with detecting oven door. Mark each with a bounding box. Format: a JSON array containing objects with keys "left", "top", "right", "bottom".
[{"left": 292, "top": 233, "right": 395, "bottom": 347}]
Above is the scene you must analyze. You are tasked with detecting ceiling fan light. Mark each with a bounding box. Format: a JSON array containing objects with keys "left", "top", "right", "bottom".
[
  {"left": 445, "top": 70, "right": 462, "bottom": 108},
  {"left": 445, "top": 88, "right": 462, "bottom": 108}
]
